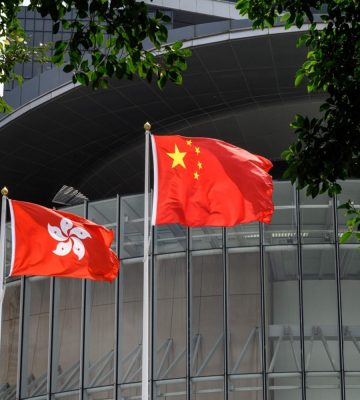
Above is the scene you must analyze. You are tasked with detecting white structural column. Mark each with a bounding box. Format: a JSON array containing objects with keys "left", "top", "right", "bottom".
[
  {"left": 141, "top": 0, "right": 245, "bottom": 20},
  {"left": 142, "top": 123, "right": 152, "bottom": 400}
]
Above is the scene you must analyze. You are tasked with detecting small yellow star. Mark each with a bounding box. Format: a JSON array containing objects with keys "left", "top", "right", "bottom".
[
  {"left": 197, "top": 161, "right": 203, "bottom": 170},
  {"left": 186, "top": 139, "right": 192, "bottom": 146},
  {"left": 167, "top": 144, "right": 187, "bottom": 169},
  {"left": 194, "top": 171, "right": 199, "bottom": 180},
  {"left": 195, "top": 147, "right": 200, "bottom": 155}
]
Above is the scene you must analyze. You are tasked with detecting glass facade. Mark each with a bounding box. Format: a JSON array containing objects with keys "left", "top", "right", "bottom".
[{"left": 1, "top": 181, "right": 360, "bottom": 400}]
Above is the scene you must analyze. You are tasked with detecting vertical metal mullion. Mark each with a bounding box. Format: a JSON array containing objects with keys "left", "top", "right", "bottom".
[
  {"left": 295, "top": 187, "right": 306, "bottom": 400},
  {"left": 114, "top": 194, "right": 121, "bottom": 400},
  {"left": 333, "top": 194, "right": 345, "bottom": 400},
  {"left": 79, "top": 200, "right": 89, "bottom": 400},
  {"left": 150, "top": 226, "right": 155, "bottom": 400},
  {"left": 16, "top": 276, "right": 26, "bottom": 400},
  {"left": 222, "top": 228, "right": 228, "bottom": 400},
  {"left": 47, "top": 277, "right": 55, "bottom": 399},
  {"left": 259, "top": 222, "right": 267, "bottom": 400},
  {"left": 186, "top": 227, "right": 191, "bottom": 400}
]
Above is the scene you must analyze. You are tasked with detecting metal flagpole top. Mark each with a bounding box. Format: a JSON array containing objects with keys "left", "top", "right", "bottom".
[
  {"left": 1, "top": 187, "right": 8, "bottom": 196},
  {"left": 144, "top": 122, "right": 151, "bottom": 131}
]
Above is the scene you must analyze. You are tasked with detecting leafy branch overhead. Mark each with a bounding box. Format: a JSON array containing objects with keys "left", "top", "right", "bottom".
[
  {"left": 0, "top": 0, "right": 191, "bottom": 112},
  {"left": 236, "top": 0, "right": 360, "bottom": 200}
]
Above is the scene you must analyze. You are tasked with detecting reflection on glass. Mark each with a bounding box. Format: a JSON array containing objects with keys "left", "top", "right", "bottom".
[
  {"left": 52, "top": 278, "right": 82, "bottom": 393},
  {"left": 192, "top": 253, "right": 224, "bottom": 377},
  {"left": 228, "top": 249, "right": 261, "bottom": 374},
  {"left": 119, "top": 382, "right": 141, "bottom": 400},
  {"left": 0, "top": 284, "right": 20, "bottom": 399},
  {"left": 268, "top": 373, "right": 301, "bottom": 400},
  {"left": 228, "top": 374, "right": 262, "bottom": 400},
  {"left": 154, "top": 254, "right": 186, "bottom": 380},
  {"left": 88, "top": 198, "right": 117, "bottom": 252},
  {"left": 120, "top": 195, "right": 144, "bottom": 259},
  {"left": 302, "top": 246, "right": 339, "bottom": 372},
  {"left": 155, "top": 225, "right": 186, "bottom": 254},
  {"left": 337, "top": 180, "right": 360, "bottom": 243},
  {"left": 345, "top": 373, "right": 360, "bottom": 400},
  {"left": 340, "top": 246, "right": 360, "bottom": 371},
  {"left": 227, "top": 223, "right": 259, "bottom": 248},
  {"left": 265, "top": 247, "right": 301, "bottom": 373},
  {"left": 300, "top": 191, "right": 334, "bottom": 244},
  {"left": 85, "top": 387, "right": 114, "bottom": 399},
  {"left": 191, "top": 227, "right": 222, "bottom": 250},
  {"left": 119, "top": 260, "right": 143, "bottom": 383},
  {"left": 192, "top": 376, "right": 224, "bottom": 400},
  {"left": 84, "top": 281, "right": 115, "bottom": 388},
  {"left": 306, "top": 372, "right": 341, "bottom": 400},
  {"left": 263, "top": 181, "right": 296, "bottom": 245},
  {"left": 154, "top": 378, "right": 186, "bottom": 400},
  {"left": 21, "top": 277, "right": 50, "bottom": 398}
]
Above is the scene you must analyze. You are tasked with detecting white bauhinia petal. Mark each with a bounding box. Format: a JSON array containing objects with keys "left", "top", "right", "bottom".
[
  {"left": 48, "top": 224, "right": 67, "bottom": 241},
  {"left": 53, "top": 239, "right": 72, "bottom": 256},
  {"left": 60, "top": 218, "right": 73, "bottom": 235},
  {"left": 70, "top": 227, "right": 91, "bottom": 240},
  {"left": 72, "top": 237, "right": 85, "bottom": 260}
]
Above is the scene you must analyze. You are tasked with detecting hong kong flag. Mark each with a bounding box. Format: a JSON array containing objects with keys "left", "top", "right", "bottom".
[
  {"left": 8, "top": 200, "right": 119, "bottom": 281},
  {"left": 151, "top": 135, "right": 274, "bottom": 227}
]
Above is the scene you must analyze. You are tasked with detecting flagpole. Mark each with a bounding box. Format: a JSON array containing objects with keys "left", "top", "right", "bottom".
[
  {"left": 0, "top": 186, "right": 8, "bottom": 351},
  {"left": 142, "top": 122, "right": 151, "bottom": 400}
]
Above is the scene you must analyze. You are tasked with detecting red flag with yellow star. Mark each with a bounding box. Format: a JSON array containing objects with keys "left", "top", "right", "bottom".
[{"left": 151, "top": 134, "right": 274, "bottom": 227}]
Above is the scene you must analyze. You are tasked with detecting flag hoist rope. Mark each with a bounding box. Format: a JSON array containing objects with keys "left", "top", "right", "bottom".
[
  {"left": 142, "top": 122, "right": 152, "bottom": 400},
  {"left": 0, "top": 186, "right": 8, "bottom": 351}
]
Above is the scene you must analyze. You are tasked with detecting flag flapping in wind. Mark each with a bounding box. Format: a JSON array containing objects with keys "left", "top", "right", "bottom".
[
  {"left": 9, "top": 200, "right": 119, "bottom": 281},
  {"left": 151, "top": 134, "right": 274, "bottom": 227}
]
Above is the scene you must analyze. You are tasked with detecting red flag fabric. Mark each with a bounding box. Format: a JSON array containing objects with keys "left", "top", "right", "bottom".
[
  {"left": 151, "top": 135, "right": 274, "bottom": 227},
  {"left": 9, "top": 200, "right": 119, "bottom": 281}
]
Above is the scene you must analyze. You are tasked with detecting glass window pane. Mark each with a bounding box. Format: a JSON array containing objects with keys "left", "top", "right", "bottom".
[
  {"left": 346, "top": 372, "right": 360, "bottom": 400},
  {"left": 265, "top": 246, "right": 301, "bottom": 373},
  {"left": 340, "top": 246, "right": 360, "bottom": 371},
  {"left": 154, "top": 224, "right": 187, "bottom": 254},
  {"left": 118, "top": 260, "right": 143, "bottom": 383},
  {"left": 88, "top": 198, "right": 117, "bottom": 251},
  {"left": 192, "top": 253, "right": 224, "bottom": 377},
  {"left": 337, "top": 180, "right": 360, "bottom": 244},
  {"left": 300, "top": 191, "right": 334, "bottom": 244},
  {"left": 229, "top": 374, "right": 263, "bottom": 400},
  {"left": 191, "top": 227, "right": 222, "bottom": 250},
  {"left": 154, "top": 254, "right": 186, "bottom": 380},
  {"left": 306, "top": 372, "right": 341, "bottom": 400},
  {"left": 226, "top": 223, "right": 259, "bottom": 248},
  {"left": 84, "top": 281, "right": 115, "bottom": 388},
  {"left": 52, "top": 278, "right": 82, "bottom": 393},
  {"left": 264, "top": 182, "right": 296, "bottom": 245},
  {"left": 21, "top": 277, "right": 50, "bottom": 398},
  {"left": 154, "top": 379, "right": 186, "bottom": 400},
  {"left": 120, "top": 195, "right": 144, "bottom": 259},
  {"left": 302, "top": 245, "right": 339, "bottom": 371},
  {"left": 228, "top": 249, "right": 261, "bottom": 374},
  {"left": 268, "top": 372, "right": 302, "bottom": 400},
  {"left": 0, "top": 284, "right": 20, "bottom": 399},
  {"left": 85, "top": 387, "right": 114, "bottom": 399},
  {"left": 192, "top": 376, "right": 224, "bottom": 400}
]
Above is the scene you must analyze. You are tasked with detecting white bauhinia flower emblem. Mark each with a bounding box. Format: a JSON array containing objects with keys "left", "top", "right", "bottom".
[{"left": 48, "top": 218, "right": 91, "bottom": 260}]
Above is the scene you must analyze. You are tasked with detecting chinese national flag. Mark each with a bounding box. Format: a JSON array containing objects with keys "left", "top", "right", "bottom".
[
  {"left": 151, "top": 135, "right": 274, "bottom": 227},
  {"left": 8, "top": 200, "right": 119, "bottom": 281}
]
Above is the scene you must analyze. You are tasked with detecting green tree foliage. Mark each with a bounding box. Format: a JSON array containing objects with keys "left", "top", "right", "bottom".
[
  {"left": 236, "top": 0, "right": 360, "bottom": 242},
  {"left": 0, "top": 0, "right": 191, "bottom": 112}
]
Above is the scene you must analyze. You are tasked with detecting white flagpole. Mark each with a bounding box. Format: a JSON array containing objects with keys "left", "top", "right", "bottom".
[
  {"left": 0, "top": 186, "right": 9, "bottom": 351},
  {"left": 142, "top": 122, "right": 151, "bottom": 400}
]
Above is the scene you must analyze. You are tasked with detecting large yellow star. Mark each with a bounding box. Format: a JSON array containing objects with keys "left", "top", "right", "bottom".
[{"left": 167, "top": 144, "right": 187, "bottom": 168}]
